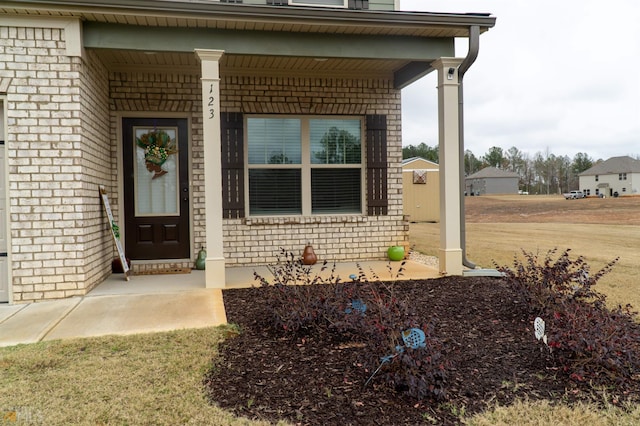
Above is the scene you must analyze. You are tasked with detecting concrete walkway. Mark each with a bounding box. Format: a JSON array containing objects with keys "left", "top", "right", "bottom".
[
  {"left": 0, "top": 260, "right": 439, "bottom": 348},
  {"left": 0, "top": 271, "right": 226, "bottom": 348}
]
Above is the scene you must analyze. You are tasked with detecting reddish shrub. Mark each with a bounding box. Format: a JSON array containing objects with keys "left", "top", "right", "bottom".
[
  {"left": 256, "top": 249, "right": 447, "bottom": 400},
  {"left": 498, "top": 249, "right": 640, "bottom": 390}
]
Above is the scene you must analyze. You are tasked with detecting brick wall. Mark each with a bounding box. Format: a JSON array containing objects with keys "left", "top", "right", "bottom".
[
  {"left": 225, "top": 214, "right": 409, "bottom": 265},
  {"left": 0, "top": 26, "right": 116, "bottom": 302},
  {"left": 79, "top": 50, "right": 113, "bottom": 292}
]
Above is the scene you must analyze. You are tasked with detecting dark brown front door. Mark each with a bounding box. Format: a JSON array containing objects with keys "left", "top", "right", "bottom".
[{"left": 122, "top": 118, "right": 190, "bottom": 260}]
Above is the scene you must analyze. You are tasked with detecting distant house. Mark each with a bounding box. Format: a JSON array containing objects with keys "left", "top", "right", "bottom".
[
  {"left": 465, "top": 167, "right": 519, "bottom": 195},
  {"left": 579, "top": 156, "right": 640, "bottom": 197},
  {"left": 401, "top": 157, "right": 439, "bottom": 222}
]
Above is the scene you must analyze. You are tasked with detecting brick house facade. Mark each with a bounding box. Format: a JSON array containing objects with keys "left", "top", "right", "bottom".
[{"left": 0, "top": 1, "right": 495, "bottom": 303}]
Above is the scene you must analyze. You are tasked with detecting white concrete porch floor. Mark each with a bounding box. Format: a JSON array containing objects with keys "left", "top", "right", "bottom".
[
  {"left": 93, "top": 258, "right": 440, "bottom": 295},
  {"left": 225, "top": 259, "right": 441, "bottom": 288},
  {"left": 95, "top": 259, "right": 439, "bottom": 290},
  {"left": 0, "top": 260, "right": 439, "bottom": 347}
]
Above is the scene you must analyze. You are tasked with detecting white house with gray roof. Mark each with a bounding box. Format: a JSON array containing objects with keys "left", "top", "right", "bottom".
[{"left": 579, "top": 156, "right": 640, "bottom": 197}]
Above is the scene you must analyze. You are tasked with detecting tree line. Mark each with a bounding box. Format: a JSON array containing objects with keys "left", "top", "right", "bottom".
[{"left": 402, "top": 143, "right": 602, "bottom": 194}]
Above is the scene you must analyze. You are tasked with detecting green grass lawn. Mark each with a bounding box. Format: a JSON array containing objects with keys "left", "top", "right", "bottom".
[{"left": 0, "top": 327, "right": 276, "bottom": 425}]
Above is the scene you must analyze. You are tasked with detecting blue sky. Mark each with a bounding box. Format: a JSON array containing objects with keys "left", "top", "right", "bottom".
[{"left": 399, "top": 0, "right": 640, "bottom": 161}]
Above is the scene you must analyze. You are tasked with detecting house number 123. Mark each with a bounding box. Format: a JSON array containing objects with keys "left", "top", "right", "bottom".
[{"left": 208, "top": 84, "right": 215, "bottom": 119}]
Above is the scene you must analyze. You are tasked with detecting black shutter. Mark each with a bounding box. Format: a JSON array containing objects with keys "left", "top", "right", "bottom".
[
  {"left": 221, "top": 112, "right": 245, "bottom": 219},
  {"left": 366, "top": 115, "right": 388, "bottom": 216}
]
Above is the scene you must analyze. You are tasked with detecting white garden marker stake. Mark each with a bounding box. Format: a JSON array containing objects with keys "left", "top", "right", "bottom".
[{"left": 534, "top": 317, "right": 548, "bottom": 346}]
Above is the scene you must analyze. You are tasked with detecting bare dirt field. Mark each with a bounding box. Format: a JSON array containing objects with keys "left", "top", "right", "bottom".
[
  {"left": 410, "top": 195, "right": 640, "bottom": 310},
  {"left": 464, "top": 194, "right": 640, "bottom": 225}
]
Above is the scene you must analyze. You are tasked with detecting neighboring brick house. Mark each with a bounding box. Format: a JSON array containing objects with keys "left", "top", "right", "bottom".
[
  {"left": 0, "top": 0, "right": 495, "bottom": 303},
  {"left": 465, "top": 167, "right": 520, "bottom": 195},
  {"left": 578, "top": 156, "right": 640, "bottom": 197}
]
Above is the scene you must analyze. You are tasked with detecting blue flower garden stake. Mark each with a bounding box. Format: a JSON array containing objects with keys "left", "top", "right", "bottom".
[
  {"left": 345, "top": 299, "right": 367, "bottom": 315},
  {"left": 364, "top": 327, "right": 427, "bottom": 387},
  {"left": 402, "top": 328, "right": 426, "bottom": 349}
]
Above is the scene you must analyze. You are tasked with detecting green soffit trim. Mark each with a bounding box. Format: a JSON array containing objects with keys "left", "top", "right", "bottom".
[{"left": 83, "top": 22, "right": 454, "bottom": 61}]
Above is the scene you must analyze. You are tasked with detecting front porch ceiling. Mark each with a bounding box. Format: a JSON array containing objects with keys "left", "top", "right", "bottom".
[
  {"left": 87, "top": 23, "right": 449, "bottom": 88},
  {"left": 94, "top": 49, "right": 431, "bottom": 84}
]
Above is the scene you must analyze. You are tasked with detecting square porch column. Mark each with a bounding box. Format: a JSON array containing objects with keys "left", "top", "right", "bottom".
[
  {"left": 196, "top": 49, "right": 226, "bottom": 288},
  {"left": 433, "top": 58, "right": 464, "bottom": 276}
]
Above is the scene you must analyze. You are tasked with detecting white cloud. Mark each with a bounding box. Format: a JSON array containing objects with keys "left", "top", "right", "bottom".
[{"left": 400, "top": 0, "right": 640, "bottom": 161}]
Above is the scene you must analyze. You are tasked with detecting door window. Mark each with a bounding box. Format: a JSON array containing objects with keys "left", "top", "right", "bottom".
[{"left": 133, "top": 127, "right": 180, "bottom": 216}]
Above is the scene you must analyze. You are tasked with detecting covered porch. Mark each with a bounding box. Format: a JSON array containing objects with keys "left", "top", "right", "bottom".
[{"left": 77, "top": 3, "right": 494, "bottom": 285}]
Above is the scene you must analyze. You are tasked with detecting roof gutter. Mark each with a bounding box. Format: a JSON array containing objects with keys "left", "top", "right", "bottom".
[
  {"left": 457, "top": 25, "right": 480, "bottom": 270},
  {"left": 2, "top": 0, "right": 496, "bottom": 30}
]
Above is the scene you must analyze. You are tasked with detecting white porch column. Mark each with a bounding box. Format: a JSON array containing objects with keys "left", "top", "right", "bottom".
[
  {"left": 195, "top": 49, "right": 226, "bottom": 288},
  {"left": 433, "top": 58, "right": 464, "bottom": 276}
]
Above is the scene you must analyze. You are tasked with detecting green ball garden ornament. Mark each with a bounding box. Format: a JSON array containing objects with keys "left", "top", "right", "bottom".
[{"left": 387, "top": 245, "right": 405, "bottom": 261}]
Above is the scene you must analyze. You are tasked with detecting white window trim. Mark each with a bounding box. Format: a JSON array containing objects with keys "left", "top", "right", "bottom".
[
  {"left": 288, "top": 0, "right": 349, "bottom": 8},
  {"left": 245, "top": 115, "right": 365, "bottom": 217}
]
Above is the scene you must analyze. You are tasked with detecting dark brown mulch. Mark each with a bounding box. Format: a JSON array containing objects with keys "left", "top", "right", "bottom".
[{"left": 204, "top": 276, "right": 634, "bottom": 425}]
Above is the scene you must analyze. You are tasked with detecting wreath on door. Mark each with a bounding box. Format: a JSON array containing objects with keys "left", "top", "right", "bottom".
[{"left": 135, "top": 130, "right": 178, "bottom": 179}]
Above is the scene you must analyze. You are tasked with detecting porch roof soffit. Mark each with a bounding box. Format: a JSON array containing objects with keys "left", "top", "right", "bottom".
[
  {"left": 85, "top": 23, "right": 453, "bottom": 88},
  {"left": 92, "top": 48, "right": 433, "bottom": 86},
  {"left": 85, "top": 23, "right": 452, "bottom": 87}
]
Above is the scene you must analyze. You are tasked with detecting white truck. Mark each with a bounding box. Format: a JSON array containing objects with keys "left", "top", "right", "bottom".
[{"left": 563, "top": 190, "right": 585, "bottom": 199}]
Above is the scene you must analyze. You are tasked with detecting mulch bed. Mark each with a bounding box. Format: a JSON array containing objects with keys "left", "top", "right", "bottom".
[{"left": 204, "top": 276, "right": 636, "bottom": 425}]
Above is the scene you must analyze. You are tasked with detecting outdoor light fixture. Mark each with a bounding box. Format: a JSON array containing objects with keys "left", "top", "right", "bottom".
[{"left": 447, "top": 67, "right": 455, "bottom": 80}]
